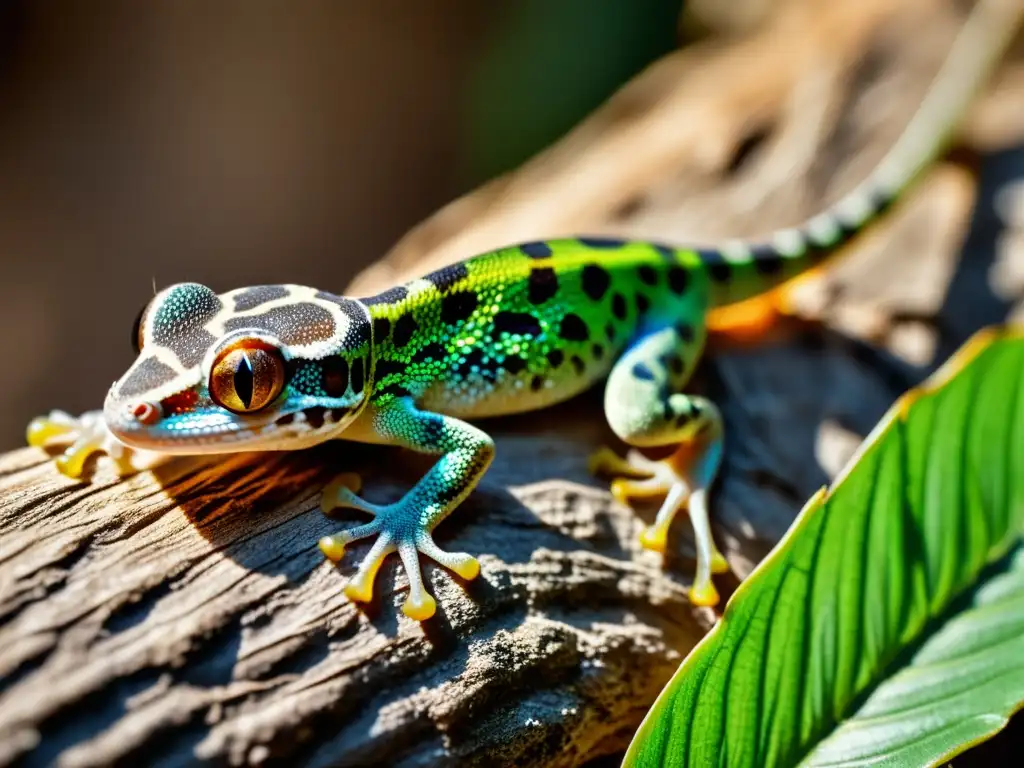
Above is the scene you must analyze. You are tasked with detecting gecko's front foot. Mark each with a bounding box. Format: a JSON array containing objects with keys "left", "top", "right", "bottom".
[
  {"left": 590, "top": 443, "right": 729, "bottom": 607},
  {"left": 26, "top": 409, "right": 160, "bottom": 479},
  {"left": 319, "top": 473, "right": 481, "bottom": 621}
]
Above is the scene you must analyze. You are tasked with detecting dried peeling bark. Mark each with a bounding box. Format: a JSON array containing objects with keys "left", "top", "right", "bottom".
[{"left": 2, "top": 1, "right": 1023, "bottom": 766}]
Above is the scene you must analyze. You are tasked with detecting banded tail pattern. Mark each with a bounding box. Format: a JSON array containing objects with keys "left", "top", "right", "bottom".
[{"left": 678, "top": 0, "right": 1022, "bottom": 308}]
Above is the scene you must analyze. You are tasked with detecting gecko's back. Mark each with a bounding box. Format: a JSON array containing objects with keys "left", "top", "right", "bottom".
[{"left": 361, "top": 238, "right": 711, "bottom": 420}]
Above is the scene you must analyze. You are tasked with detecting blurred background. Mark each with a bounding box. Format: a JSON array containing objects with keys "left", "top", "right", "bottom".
[{"left": 0, "top": 0, "right": 681, "bottom": 449}]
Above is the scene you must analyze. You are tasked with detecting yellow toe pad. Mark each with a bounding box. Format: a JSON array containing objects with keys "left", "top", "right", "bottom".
[
  {"left": 319, "top": 536, "right": 346, "bottom": 562},
  {"left": 639, "top": 525, "right": 668, "bottom": 554},
  {"left": 402, "top": 593, "right": 437, "bottom": 621},
  {"left": 451, "top": 556, "right": 480, "bottom": 581},
  {"left": 26, "top": 418, "right": 71, "bottom": 448},
  {"left": 689, "top": 581, "right": 720, "bottom": 608},
  {"left": 711, "top": 550, "right": 730, "bottom": 575},
  {"left": 344, "top": 579, "right": 375, "bottom": 604}
]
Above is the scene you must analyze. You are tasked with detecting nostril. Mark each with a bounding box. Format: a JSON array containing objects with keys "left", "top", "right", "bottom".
[{"left": 129, "top": 402, "right": 161, "bottom": 426}]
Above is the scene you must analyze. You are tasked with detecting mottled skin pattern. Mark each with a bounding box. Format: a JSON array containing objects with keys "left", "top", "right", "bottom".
[{"left": 26, "top": 12, "right": 1012, "bottom": 620}]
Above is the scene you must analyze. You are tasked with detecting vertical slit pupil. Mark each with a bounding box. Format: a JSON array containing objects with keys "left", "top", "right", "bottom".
[{"left": 234, "top": 353, "right": 255, "bottom": 408}]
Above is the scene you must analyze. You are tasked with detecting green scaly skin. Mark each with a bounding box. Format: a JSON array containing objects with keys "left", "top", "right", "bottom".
[{"left": 26, "top": 3, "right": 1018, "bottom": 620}]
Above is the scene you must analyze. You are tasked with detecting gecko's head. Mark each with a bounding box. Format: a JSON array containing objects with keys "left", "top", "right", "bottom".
[{"left": 103, "top": 283, "right": 374, "bottom": 454}]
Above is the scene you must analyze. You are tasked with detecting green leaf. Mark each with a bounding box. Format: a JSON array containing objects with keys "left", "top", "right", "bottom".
[{"left": 624, "top": 326, "right": 1024, "bottom": 768}]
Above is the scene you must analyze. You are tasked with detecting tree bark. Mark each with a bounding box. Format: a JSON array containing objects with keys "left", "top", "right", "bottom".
[{"left": 2, "top": 1, "right": 1022, "bottom": 766}]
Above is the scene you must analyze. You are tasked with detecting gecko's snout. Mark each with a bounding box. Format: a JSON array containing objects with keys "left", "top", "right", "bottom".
[{"left": 126, "top": 401, "right": 162, "bottom": 426}]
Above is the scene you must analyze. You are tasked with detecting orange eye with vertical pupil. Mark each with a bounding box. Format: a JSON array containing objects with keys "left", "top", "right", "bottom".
[{"left": 209, "top": 342, "right": 285, "bottom": 413}]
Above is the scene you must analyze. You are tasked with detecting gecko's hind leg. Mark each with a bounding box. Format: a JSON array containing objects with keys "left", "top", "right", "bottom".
[{"left": 597, "top": 325, "right": 729, "bottom": 606}]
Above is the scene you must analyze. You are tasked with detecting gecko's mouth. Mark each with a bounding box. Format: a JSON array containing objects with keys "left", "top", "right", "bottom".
[{"left": 103, "top": 388, "right": 356, "bottom": 454}]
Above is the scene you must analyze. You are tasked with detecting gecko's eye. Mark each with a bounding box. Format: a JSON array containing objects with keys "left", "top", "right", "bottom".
[{"left": 209, "top": 340, "right": 286, "bottom": 414}]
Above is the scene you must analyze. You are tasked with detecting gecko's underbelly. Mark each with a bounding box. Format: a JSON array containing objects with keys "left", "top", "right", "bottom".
[{"left": 416, "top": 361, "right": 611, "bottom": 420}]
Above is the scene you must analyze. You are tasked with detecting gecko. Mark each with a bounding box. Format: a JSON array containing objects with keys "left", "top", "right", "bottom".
[{"left": 25, "top": 3, "right": 1018, "bottom": 621}]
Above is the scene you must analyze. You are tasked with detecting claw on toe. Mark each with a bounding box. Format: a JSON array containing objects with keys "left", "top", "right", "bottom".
[
  {"left": 319, "top": 534, "right": 348, "bottom": 562},
  {"left": 55, "top": 439, "right": 104, "bottom": 479},
  {"left": 402, "top": 592, "right": 437, "bottom": 621},
  {"left": 711, "top": 550, "right": 730, "bottom": 575},
  {"left": 449, "top": 555, "right": 480, "bottom": 581},
  {"left": 639, "top": 524, "right": 669, "bottom": 554},
  {"left": 688, "top": 580, "right": 720, "bottom": 608},
  {"left": 26, "top": 417, "right": 75, "bottom": 448},
  {"left": 343, "top": 551, "right": 388, "bottom": 604}
]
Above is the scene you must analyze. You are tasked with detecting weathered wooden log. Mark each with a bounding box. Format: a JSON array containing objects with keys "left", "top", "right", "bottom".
[{"left": 2, "top": 1, "right": 1022, "bottom": 765}]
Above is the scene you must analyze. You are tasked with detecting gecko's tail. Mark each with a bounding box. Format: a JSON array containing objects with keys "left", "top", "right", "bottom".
[{"left": 695, "top": 0, "right": 1022, "bottom": 309}]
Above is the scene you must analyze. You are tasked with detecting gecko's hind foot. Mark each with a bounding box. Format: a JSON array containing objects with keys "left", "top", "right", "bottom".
[
  {"left": 591, "top": 444, "right": 729, "bottom": 607},
  {"left": 26, "top": 409, "right": 153, "bottom": 479},
  {"left": 320, "top": 475, "right": 480, "bottom": 621}
]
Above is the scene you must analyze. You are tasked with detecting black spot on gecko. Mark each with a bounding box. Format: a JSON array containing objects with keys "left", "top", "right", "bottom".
[
  {"left": 636, "top": 293, "right": 650, "bottom": 315},
  {"left": 503, "top": 355, "right": 527, "bottom": 374},
  {"left": 667, "top": 266, "right": 689, "bottom": 294},
  {"left": 637, "top": 265, "right": 658, "bottom": 286},
  {"left": 570, "top": 355, "right": 586, "bottom": 375},
  {"left": 441, "top": 292, "right": 479, "bottom": 325},
  {"left": 611, "top": 293, "right": 627, "bottom": 320},
  {"left": 663, "top": 353, "right": 684, "bottom": 376},
  {"left": 392, "top": 314, "right": 418, "bottom": 347},
  {"left": 328, "top": 407, "right": 350, "bottom": 422},
  {"left": 558, "top": 313, "right": 589, "bottom": 341},
  {"left": 493, "top": 311, "right": 541, "bottom": 337},
  {"left": 579, "top": 236, "right": 625, "bottom": 248},
  {"left": 581, "top": 264, "right": 611, "bottom": 300},
  {"left": 233, "top": 285, "right": 289, "bottom": 312},
  {"left": 375, "top": 358, "right": 407, "bottom": 380},
  {"left": 373, "top": 317, "right": 391, "bottom": 343},
  {"left": 698, "top": 249, "right": 733, "bottom": 282},
  {"left": 528, "top": 267, "right": 559, "bottom": 304},
  {"left": 322, "top": 356, "right": 349, "bottom": 397},
  {"left": 530, "top": 375, "right": 545, "bottom": 392},
  {"left": 632, "top": 362, "right": 656, "bottom": 381},
  {"left": 546, "top": 349, "right": 564, "bottom": 368},
  {"left": 709, "top": 263, "right": 732, "bottom": 281},
  {"left": 305, "top": 406, "right": 327, "bottom": 429},
  {"left": 457, "top": 348, "right": 500, "bottom": 381},
  {"left": 276, "top": 413, "right": 295, "bottom": 426},
  {"left": 753, "top": 245, "right": 785, "bottom": 276},
  {"left": 359, "top": 286, "right": 409, "bottom": 306},
  {"left": 422, "top": 416, "right": 445, "bottom": 446},
  {"left": 675, "top": 323, "right": 695, "bottom": 343},
  {"left": 424, "top": 263, "right": 469, "bottom": 292},
  {"left": 316, "top": 292, "right": 371, "bottom": 348},
  {"left": 521, "top": 241, "right": 553, "bottom": 259},
  {"left": 592, "top": 343, "right": 604, "bottom": 361},
  {"left": 350, "top": 357, "right": 365, "bottom": 394}
]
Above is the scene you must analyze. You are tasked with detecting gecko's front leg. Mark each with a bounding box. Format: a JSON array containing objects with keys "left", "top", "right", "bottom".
[
  {"left": 319, "top": 397, "right": 494, "bottom": 621},
  {"left": 27, "top": 409, "right": 168, "bottom": 478}
]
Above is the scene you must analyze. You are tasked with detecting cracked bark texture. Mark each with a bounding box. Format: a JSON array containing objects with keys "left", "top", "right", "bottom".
[{"left": 2, "top": 0, "right": 1023, "bottom": 765}]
